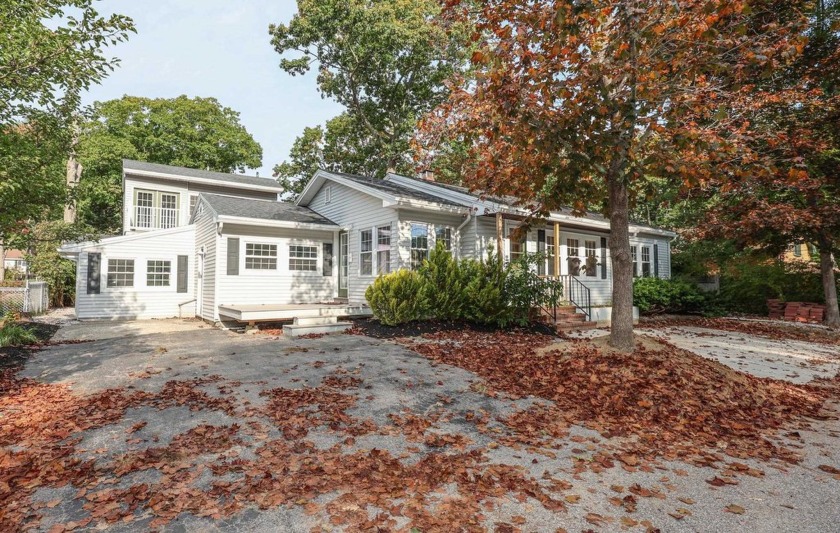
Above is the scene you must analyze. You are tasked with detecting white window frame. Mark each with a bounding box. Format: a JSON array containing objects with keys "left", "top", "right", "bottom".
[
  {"left": 435, "top": 226, "right": 453, "bottom": 252},
  {"left": 546, "top": 234, "right": 556, "bottom": 276},
  {"left": 409, "top": 222, "right": 430, "bottom": 270},
  {"left": 359, "top": 229, "right": 374, "bottom": 276},
  {"left": 289, "top": 244, "right": 318, "bottom": 272},
  {"left": 583, "top": 239, "right": 598, "bottom": 277},
  {"left": 641, "top": 245, "right": 652, "bottom": 278},
  {"left": 631, "top": 246, "right": 639, "bottom": 278},
  {"left": 106, "top": 258, "right": 135, "bottom": 289},
  {"left": 376, "top": 225, "right": 392, "bottom": 275},
  {"left": 146, "top": 259, "right": 172, "bottom": 288},
  {"left": 244, "top": 242, "right": 278, "bottom": 271}
]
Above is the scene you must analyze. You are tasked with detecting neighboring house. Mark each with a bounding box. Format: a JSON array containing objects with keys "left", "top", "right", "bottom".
[
  {"left": 3, "top": 249, "right": 27, "bottom": 272},
  {"left": 60, "top": 162, "right": 676, "bottom": 323},
  {"left": 783, "top": 243, "right": 819, "bottom": 264}
]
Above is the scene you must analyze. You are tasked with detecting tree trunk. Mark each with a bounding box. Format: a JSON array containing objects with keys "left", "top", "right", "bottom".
[
  {"left": 608, "top": 170, "right": 634, "bottom": 352},
  {"left": 818, "top": 236, "right": 839, "bottom": 328}
]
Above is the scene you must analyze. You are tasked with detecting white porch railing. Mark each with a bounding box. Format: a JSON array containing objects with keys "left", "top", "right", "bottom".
[{"left": 134, "top": 206, "right": 179, "bottom": 229}]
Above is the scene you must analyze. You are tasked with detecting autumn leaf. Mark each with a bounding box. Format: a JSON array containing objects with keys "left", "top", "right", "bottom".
[{"left": 725, "top": 504, "right": 746, "bottom": 514}]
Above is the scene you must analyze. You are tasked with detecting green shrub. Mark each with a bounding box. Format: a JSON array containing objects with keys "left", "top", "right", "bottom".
[
  {"left": 365, "top": 269, "right": 429, "bottom": 326},
  {"left": 419, "top": 243, "right": 468, "bottom": 321},
  {"left": 0, "top": 313, "right": 38, "bottom": 347},
  {"left": 461, "top": 250, "right": 517, "bottom": 327},
  {"left": 717, "top": 260, "right": 831, "bottom": 314},
  {"left": 633, "top": 277, "right": 706, "bottom": 315}
]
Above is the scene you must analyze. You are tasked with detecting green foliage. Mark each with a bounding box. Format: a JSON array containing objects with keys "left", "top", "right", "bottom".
[
  {"left": 717, "top": 260, "right": 833, "bottom": 315},
  {"left": 7, "top": 221, "right": 87, "bottom": 307},
  {"left": 270, "top": 0, "right": 470, "bottom": 195},
  {"left": 0, "top": 313, "right": 38, "bottom": 347},
  {"left": 461, "top": 254, "right": 514, "bottom": 327},
  {"left": 0, "top": 0, "right": 134, "bottom": 240},
  {"left": 365, "top": 269, "right": 429, "bottom": 326},
  {"left": 633, "top": 277, "right": 706, "bottom": 315},
  {"left": 420, "top": 242, "right": 468, "bottom": 321},
  {"left": 76, "top": 95, "right": 264, "bottom": 233}
]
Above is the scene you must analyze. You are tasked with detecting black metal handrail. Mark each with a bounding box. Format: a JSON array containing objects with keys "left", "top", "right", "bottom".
[
  {"left": 528, "top": 274, "right": 564, "bottom": 323},
  {"left": 559, "top": 274, "right": 591, "bottom": 321}
]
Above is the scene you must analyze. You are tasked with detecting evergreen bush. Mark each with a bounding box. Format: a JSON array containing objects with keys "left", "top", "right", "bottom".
[
  {"left": 419, "top": 242, "right": 467, "bottom": 321},
  {"left": 365, "top": 269, "right": 429, "bottom": 326}
]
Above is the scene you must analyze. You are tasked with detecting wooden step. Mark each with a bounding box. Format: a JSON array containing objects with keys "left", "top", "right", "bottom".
[{"left": 555, "top": 321, "right": 598, "bottom": 331}]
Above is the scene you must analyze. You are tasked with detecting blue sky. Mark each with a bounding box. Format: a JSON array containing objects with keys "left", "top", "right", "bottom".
[{"left": 82, "top": 0, "right": 343, "bottom": 177}]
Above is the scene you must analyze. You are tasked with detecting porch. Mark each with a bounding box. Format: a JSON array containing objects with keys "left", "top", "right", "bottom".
[{"left": 217, "top": 302, "right": 372, "bottom": 323}]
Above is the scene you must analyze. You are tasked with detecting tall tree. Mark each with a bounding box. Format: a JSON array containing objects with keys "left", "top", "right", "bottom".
[
  {"left": 420, "top": 0, "right": 812, "bottom": 351},
  {"left": 75, "top": 95, "right": 264, "bottom": 233},
  {"left": 270, "top": 0, "right": 468, "bottom": 196},
  {"left": 698, "top": 0, "right": 840, "bottom": 327},
  {"left": 0, "top": 0, "right": 134, "bottom": 241}
]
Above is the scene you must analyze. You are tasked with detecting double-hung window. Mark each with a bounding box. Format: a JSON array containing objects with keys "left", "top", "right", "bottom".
[
  {"left": 147, "top": 260, "right": 171, "bottom": 286},
  {"left": 546, "top": 235, "right": 556, "bottom": 276},
  {"left": 641, "top": 246, "right": 652, "bottom": 277},
  {"left": 107, "top": 259, "right": 134, "bottom": 288},
  {"left": 410, "top": 223, "right": 430, "bottom": 270},
  {"left": 566, "top": 238, "right": 581, "bottom": 275},
  {"left": 584, "top": 240, "right": 598, "bottom": 276},
  {"left": 360, "top": 230, "right": 373, "bottom": 275},
  {"left": 377, "top": 226, "right": 391, "bottom": 274},
  {"left": 435, "top": 226, "right": 452, "bottom": 251},
  {"left": 631, "top": 246, "right": 639, "bottom": 277},
  {"left": 245, "top": 243, "right": 277, "bottom": 270},
  {"left": 289, "top": 245, "right": 318, "bottom": 272}
]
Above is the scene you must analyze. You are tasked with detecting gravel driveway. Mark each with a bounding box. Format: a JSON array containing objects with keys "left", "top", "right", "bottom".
[{"left": 5, "top": 317, "right": 840, "bottom": 531}]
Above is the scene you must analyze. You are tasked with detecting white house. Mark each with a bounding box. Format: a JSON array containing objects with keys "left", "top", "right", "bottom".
[{"left": 61, "top": 161, "right": 675, "bottom": 328}]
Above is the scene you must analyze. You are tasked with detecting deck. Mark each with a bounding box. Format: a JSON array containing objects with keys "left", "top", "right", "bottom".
[{"left": 217, "top": 303, "right": 372, "bottom": 323}]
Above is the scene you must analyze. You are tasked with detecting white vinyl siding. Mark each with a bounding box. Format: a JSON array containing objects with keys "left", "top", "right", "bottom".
[
  {"left": 123, "top": 174, "right": 280, "bottom": 234},
  {"left": 73, "top": 226, "right": 195, "bottom": 319},
  {"left": 195, "top": 206, "right": 218, "bottom": 321},
  {"left": 308, "top": 182, "right": 397, "bottom": 302},
  {"left": 215, "top": 224, "right": 335, "bottom": 307}
]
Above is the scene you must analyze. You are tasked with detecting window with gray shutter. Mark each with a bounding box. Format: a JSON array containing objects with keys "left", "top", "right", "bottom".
[
  {"left": 87, "top": 252, "right": 101, "bottom": 294},
  {"left": 177, "top": 255, "right": 188, "bottom": 293},
  {"left": 227, "top": 238, "right": 239, "bottom": 275}
]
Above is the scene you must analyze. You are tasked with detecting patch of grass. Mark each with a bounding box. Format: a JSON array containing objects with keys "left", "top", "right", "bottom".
[{"left": 0, "top": 323, "right": 39, "bottom": 348}]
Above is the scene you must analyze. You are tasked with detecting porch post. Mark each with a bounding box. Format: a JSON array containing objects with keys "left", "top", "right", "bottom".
[
  {"left": 495, "top": 212, "right": 504, "bottom": 264},
  {"left": 553, "top": 222, "right": 561, "bottom": 276}
]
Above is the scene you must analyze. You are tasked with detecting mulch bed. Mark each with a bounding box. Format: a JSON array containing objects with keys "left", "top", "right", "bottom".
[
  {"left": 349, "top": 318, "right": 556, "bottom": 339},
  {"left": 640, "top": 315, "right": 840, "bottom": 346}
]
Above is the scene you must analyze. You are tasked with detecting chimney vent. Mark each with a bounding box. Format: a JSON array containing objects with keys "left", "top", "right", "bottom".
[{"left": 419, "top": 169, "right": 436, "bottom": 182}]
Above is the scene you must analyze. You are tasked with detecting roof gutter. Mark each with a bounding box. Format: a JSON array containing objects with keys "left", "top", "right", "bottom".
[{"left": 216, "top": 215, "right": 339, "bottom": 232}]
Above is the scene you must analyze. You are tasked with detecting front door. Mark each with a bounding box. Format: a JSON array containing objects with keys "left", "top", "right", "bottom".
[{"left": 338, "top": 231, "right": 348, "bottom": 299}]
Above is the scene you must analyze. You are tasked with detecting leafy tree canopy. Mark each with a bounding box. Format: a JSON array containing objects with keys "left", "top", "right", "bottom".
[
  {"left": 76, "top": 95, "right": 264, "bottom": 233},
  {"left": 0, "top": 0, "right": 135, "bottom": 240},
  {"left": 270, "top": 0, "right": 469, "bottom": 197}
]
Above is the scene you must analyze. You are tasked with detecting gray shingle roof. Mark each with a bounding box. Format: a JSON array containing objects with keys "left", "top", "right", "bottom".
[
  {"left": 392, "top": 174, "right": 672, "bottom": 232},
  {"left": 124, "top": 160, "right": 283, "bottom": 190},
  {"left": 201, "top": 193, "right": 336, "bottom": 226},
  {"left": 330, "top": 171, "right": 466, "bottom": 208}
]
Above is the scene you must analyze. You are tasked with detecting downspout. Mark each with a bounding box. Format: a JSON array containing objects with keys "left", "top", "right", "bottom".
[{"left": 455, "top": 208, "right": 474, "bottom": 260}]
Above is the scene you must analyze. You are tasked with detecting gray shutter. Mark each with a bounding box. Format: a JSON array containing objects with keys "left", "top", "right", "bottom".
[
  {"left": 653, "top": 244, "right": 659, "bottom": 278},
  {"left": 600, "top": 238, "right": 607, "bottom": 279},
  {"left": 322, "top": 243, "right": 333, "bottom": 277},
  {"left": 87, "top": 252, "right": 101, "bottom": 294},
  {"left": 176, "top": 255, "right": 188, "bottom": 293},
  {"left": 227, "top": 238, "right": 240, "bottom": 275},
  {"left": 537, "top": 230, "right": 546, "bottom": 276}
]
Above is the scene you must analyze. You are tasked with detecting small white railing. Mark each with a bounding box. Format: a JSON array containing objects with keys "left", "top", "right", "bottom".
[{"left": 134, "top": 206, "right": 179, "bottom": 229}]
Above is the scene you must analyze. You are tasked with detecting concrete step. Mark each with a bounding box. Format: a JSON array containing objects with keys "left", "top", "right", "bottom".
[
  {"left": 555, "top": 321, "right": 598, "bottom": 332},
  {"left": 283, "top": 321, "right": 352, "bottom": 337},
  {"left": 294, "top": 316, "right": 339, "bottom": 326}
]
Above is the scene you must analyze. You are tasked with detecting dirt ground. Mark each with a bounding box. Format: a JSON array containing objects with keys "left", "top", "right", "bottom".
[{"left": 2, "top": 315, "right": 839, "bottom": 531}]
